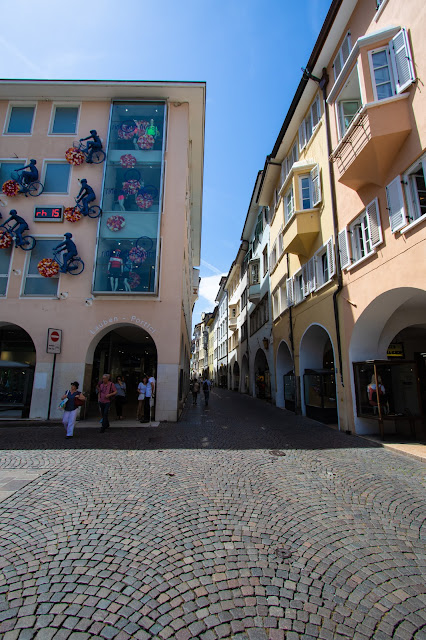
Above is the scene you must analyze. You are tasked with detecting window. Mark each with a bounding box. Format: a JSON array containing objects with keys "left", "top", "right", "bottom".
[
  {"left": 0, "top": 246, "right": 12, "bottom": 296},
  {"left": 250, "top": 260, "right": 260, "bottom": 285},
  {"left": 338, "top": 199, "right": 382, "bottom": 268},
  {"left": 249, "top": 295, "right": 269, "bottom": 336},
  {"left": 272, "top": 282, "right": 288, "bottom": 319},
  {"left": 338, "top": 100, "right": 360, "bottom": 137},
  {"left": 278, "top": 228, "right": 284, "bottom": 256},
  {"left": 241, "top": 287, "right": 247, "bottom": 309},
  {"left": 300, "top": 176, "right": 312, "bottom": 210},
  {"left": 23, "top": 239, "right": 60, "bottom": 297},
  {"left": 293, "top": 271, "right": 304, "bottom": 305},
  {"left": 403, "top": 155, "right": 426, "bottom": 225},
  {"left": 299, "top": 96, "right": 321, "bottom": 152},
  {"left": 51, "top": 106, "right": 79, "bottom": 134},
  {"left": 241, "top": 320, "right": 248, "bottom": 342},
  {"left": 368, "top": 29, "right": 415, "bottom": 101},
  {"left": 334, "top": 33, "right": 351, "bottom": 80},
  {"left": 272, "top": 290, "right": 280, "bottom": 319},
  {"left": 284, "top": 186, "right": 294, "bottom": 224},
  {"left": 298, "top": 165, "right": 322, "bottom": 210},
  {"left": 263, "top": 246, "right": 268, "bottom": 276},
  {"left": 314, "top": 238, "right": 336, "bottom": 288},
  {"left": 281, "top": 141, "right": 298, "bottom": 186},
  {"left": 269, "top": 242, "right": 277, "bottom": 273},
  {"left": 43, "top": 163, "right": 71, "bottom": 194},
  {"left": 0, "top": 161, "right": 24, "bottom": 187},
  {"left": 6, "top": 105, "right": 35, "bottom": 134}
]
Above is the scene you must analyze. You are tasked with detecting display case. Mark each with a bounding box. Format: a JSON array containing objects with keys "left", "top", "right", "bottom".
[
  {"left": 353, "top": 360, "right": 422, "bottom": 437},
  {"left": 303, "top": 369, "right": 337, "bottom": 423}
]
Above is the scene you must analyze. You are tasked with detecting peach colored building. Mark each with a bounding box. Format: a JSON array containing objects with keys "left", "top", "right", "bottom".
[{"left": 0, "top": 80, "right": 205, "bottom": 422}]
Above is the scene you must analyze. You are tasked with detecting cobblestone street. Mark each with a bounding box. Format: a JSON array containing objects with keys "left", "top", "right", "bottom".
[{"left": 0, "top": 388, "right": 425, "bottom": 640}]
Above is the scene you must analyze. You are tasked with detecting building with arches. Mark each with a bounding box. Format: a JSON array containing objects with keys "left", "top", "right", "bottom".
[{"left": 0, "top": 80, "right": 205, "bottom": 422}]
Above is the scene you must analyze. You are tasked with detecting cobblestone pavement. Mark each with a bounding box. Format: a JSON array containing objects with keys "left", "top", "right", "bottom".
[{"left": 0, "top": 388, "right": 425, "bottom": 640}]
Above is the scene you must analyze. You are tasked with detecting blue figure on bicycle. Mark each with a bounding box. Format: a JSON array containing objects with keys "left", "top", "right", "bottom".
[
  {"left": 79, "top": 130, "right": 102, "bottom": 164},
  {"left": 76, "top": 179, "right": 96, "bottom": 216},
  {"left": 54, "top": 233, "right": 78, "bottom": 273},
  {"left": 2, "top": 210, "right": 29, "bottom": 247},
  {"left": 15, "top": 159, "right": 38, "bottom": 191}
]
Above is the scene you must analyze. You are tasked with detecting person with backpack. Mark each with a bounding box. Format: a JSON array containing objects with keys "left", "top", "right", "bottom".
[
  {"left": 192, "top": 377, "right": 200, "bottom": 405},
  {"left": 202, "top": 378, "right": 211, "bottom": 406}
]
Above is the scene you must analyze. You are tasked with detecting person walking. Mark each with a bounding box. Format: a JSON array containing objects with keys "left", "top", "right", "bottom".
[
  {"left": 115, "top": 375, "right": 126, "bottom": 420},
  {"left": 137, "top": 376, "right": 147, "bottom": 421},
  {"left": 192, "top": 378, "right": 200, "bottom": 405},
  {"left": 61, "top": 382, "right": 85, "bottom": 438},
  {"left": 96, "top": 374, "right": 117, "bottom": 432},
  {"left": 143, "top": 375, "right": 153, "bottom": 423},
  {"left": 202, "top": 378, "right": 211, "bottom": 407},
  {"left": 148, "top": 371, "right": 156, "bottom": 420}
]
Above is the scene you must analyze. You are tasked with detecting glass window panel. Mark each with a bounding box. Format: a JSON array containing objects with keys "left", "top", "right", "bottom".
[
  {"left": 7, "top": 106, "right": 34, "bottom": 134},
  {"left": 23, "top": 277, "right": 59, "bottom": 296},
  {"left": 300, "top": 176, "right": 311, "bottom": 209},
  {"left": 0, "top": 246, "right": 12, "bottom": 275},
  {"left": 23, "top": 239, "right": 60, "bottom": 297},
  {"left": 52, "top": 107, "right": 79, "bottom": 134},
  {"left": 0, "top": 162, "right": 22, "bottom": 186},
  {"left": 43, "top": 163, "right": 70, "bottom": 193}
]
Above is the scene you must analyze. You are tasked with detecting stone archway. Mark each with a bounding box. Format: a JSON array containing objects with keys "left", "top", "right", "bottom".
[
  {"left": 275, "top": 340, "right": 293, "bottom": 409},
  {"left": 254, "top": 348, "right": 271, "bottom": 399},
  {"left": 349, "top": 287, "right": 426, "bottom": 434},
  {"left": 299, "top": 324, "right": 338, "bottom": 425},
  {"left": 0, "top": 323, "right": 36, "bottom": 418}
]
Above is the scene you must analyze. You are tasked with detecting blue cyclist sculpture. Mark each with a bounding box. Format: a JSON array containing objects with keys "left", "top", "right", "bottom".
[
  {"left": 1, "top": 209, "right": 29, "bottom": 247},
  {"left": 76, "top": 179, "right": 96, "bottom": 216},
  {"left": 79, "top": 130, "right": 103, "bottom": 164},
  {"left": 54, "top": 233, "right": 78, "bottom": 273},
  {"left": 15, "top": 159, "right": 38, "bottom": 190}
]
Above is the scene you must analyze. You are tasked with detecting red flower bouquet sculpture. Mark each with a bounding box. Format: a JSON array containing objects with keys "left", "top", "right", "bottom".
[
  {"left": 2, "top": 180, "right": 20, "bottom": 197},
  {"left": 137, "top": 134, "right": 155, "bottom": 150},
  {"left": 129, "top": 247, "right": 147, "bottom": 265},
  {"left": 106, "top": 215, "right": 125, "bottom": 232},
  {"left": 120, "top": 154, "right": 137, "bottom": 169},
  {"left": 136, "top": 193, "right": 154, "bottom": 210},
  {"left": 0, "top": 230, "right": 12, "bottom": 249},
  {"left": 128, "top": 271, "right": 141, "bottom": 289},
  {"left": 63, "top": 207, "right": 82, "bottom": 223},
  {"left": 65, "top": 147, "right": 85, "bottom": 166},
  {"left": 122, "top": 179, "right": 141, "bottom": 195},
  {"left": 37, "top": 258, "right": 60, "bottom": 278}
]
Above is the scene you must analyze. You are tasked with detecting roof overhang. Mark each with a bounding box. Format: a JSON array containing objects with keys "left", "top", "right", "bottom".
[{"left": 0, "top": 79, "right": 206, "bottom": 265}]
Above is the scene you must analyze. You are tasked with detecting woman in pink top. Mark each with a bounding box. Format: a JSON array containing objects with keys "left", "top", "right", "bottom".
[{"left": 96, "top": 373, "right": 117, "bottom": 432}]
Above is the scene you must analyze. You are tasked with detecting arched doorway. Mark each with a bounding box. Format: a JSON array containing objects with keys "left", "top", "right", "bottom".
[
  {"left": 299, "top": 324, "right": 337, "bottom": 424},
  {"left": 233, "top": 361, "right": 240, "bottom": 391},
  {"left": 349, "top": 288, "right": 426, "bottom": 435},
  {"left": 276, "top": 340, "right": 294, "bottom": 410},
  {"left": 86, "top": 325, "right": 157, "bottom": 419},
  {"left": 0, "top": 323, "right": 36, "bottom": 418},
  {"left": 254, "top": 349, "right": 271, "bottom": 399},
  {"left": 241, "top": 355, "right": 249, "bottom": 394}
]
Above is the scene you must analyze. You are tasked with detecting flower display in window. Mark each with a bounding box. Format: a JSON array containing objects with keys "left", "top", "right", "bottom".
[
  {"left": 137, "top": 134, "right": 155, "bottom": 150},
  {"left": 37, "top": 258, "right": 60, "bottom": 278},
  {"left": 118, "top": 127, "right": 135, "bottom": 140},
  {"left": 136, "top": 193, "right": 154, "bottom": 210},
  {"left": 63, "top": 207, "right": 82, "bottom": 223},
  {"left": 106, "top": 215, "right": 125, "bottom": 232},
  {"left": 128, "top": 271, "right": 141, "bottom": 289},
  {"left": 128, "top": 247, "right": 147, "bottom": 265},
  {"left": 122, "top": 179, "right": 141, "bottom": 195},
  {"left": 65, "top": 147, "right": 85, "bottom": 166},
  {"left": 119, "top": 154, "right": 137, "bottom": 169},
  {"left": 2, "top": 180, "right": 20, "bottom": 197},
  {"left": 0, "top": 230, "right": 12, "bottom": 249}
]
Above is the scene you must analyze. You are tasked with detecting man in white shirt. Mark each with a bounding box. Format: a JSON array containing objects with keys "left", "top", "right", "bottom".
[{"left": 148, "top": 372, "right": 156, "bottom": 419}]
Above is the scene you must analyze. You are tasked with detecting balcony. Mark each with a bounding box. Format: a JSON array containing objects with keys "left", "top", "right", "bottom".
[
  {"left": 282, "top": 209, "right": 320, "bottom": 257},
  {"left": 330, "top": 95, "right": 412, "bottom": 191},
  {"left": 249, "top": 283, "right": 261, "bottom": 302},
  {"left": 229, "top": 315, "right": 237, "bottom": 330}
]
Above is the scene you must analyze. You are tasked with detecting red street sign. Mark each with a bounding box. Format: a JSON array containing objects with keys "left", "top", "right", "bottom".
[{"left": 47, "top": 328, "right": 62, "bottom": 354}]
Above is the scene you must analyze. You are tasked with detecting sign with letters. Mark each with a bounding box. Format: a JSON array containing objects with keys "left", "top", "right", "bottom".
[
  {"left": 34, "top": 206, "right": 63, "bottom": 222},
  {"left": 47, "top": 328, "right": 62, "bottom": 354}
]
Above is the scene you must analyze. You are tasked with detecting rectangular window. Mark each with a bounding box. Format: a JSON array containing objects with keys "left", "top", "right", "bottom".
[
  {"left": 370, "top": 48, "right": 394, "bottom": 100},
  {"left": 6, "top": 105, "right": 35, "bottom": 134},
  {"left": 284, "top": 186, "right": 294, "bottom": 224},
  {"left": 250, "top": 260, "right": 260, "bottom": 285},
  {"left": 293, "top": 271, "right": 304, "bottom": 305},
  {"left": 23, "top": 239, "right": 60, "bottom": 297},
  {"left": 339, "top": 100, "right": 360, "bottom": 136},
  {"left": 93, "top": 101, "right": 166, "bottom": 294},
  {"left": 278, "top": 228, "right": 284, "bottom": 255},
  {"left": 43, "top": 163, "right": 71, "bottom": 194},
  {"left": 51, "top": 106, "right": 79, "bottom": 134},
  {"left": 300, "top": 175, "right": 312, "bottom": 209},
  {"left": 0, "top": 160, "right": 24, "bottom": 187},
  {"left": 314, "top": 238, "right": 336, "bottom": 288},
  {"left": 369, "top": 29, "right": 415, "bottom": 101},
  {"left": 342, "top": 198, "right": 382, "bottom": 267},
  {"left": 263, "top": 246, "right": 268, "bottom": 276},
  {"left": 334, "top": 33, "right": 351, "bottom": 80},
  {"left": 272, "top": 290, "right": 280, "bottom": 319},
  {"left": 404, "top": 155, "right": 426, "bottom": 223},
  {"left": 0, "top": 246, "right": 12, "bottom": 296}
]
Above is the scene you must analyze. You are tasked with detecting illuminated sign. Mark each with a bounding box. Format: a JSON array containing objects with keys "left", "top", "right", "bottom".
[
  {"left": 387, "top": 343, "right": 404, "bottom": 358},
  {"left": 34, "top": 207, "right": 63, "bottom": 222}
]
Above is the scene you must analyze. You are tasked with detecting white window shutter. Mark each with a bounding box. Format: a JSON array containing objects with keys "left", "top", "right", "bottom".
[
  {"left": 310, "top": 164, "right": 322, "bottom": 206},
  {"left": 366, "top": 198, "right": 383, "bottom": 248},
  {"left": 390, "top": 29, "right": 416, "bottom": 94},
  {"left": 386, "top": 176, "right": 407, "bottom": 232},
  {"left": 312, "top": 95, "right": 321, "bottom": 128},
  {"left": 286, "top": 277, "right": 294, "bottom": 307},
  {"left": 334, "top": 53, "right": 342, "bottom": 81},
  {"left": 298, "top": 122, "right": 306, "bottom": 151},
  {"left": 302, "top": 264, "right": 309, "bottom": 297},
  {"left": 326, "top": 237, "right": 336, "bottom": 278},
  {"left": 338, "top": 228, "right": 351, "bottom": 269},
  {"left": 308, "top": 256, "right": 316, "bottom": 291}
]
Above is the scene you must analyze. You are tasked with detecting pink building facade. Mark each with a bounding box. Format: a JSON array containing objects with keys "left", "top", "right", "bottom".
[{"left": 0, "top": 81, "right": 205, "bottom": 422}]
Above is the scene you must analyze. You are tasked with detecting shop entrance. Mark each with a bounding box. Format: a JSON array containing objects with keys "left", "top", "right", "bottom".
[
  {"left": 233, "top": 361, "right": 240, "bottom": 391},
  {"left": 254, "top": 349, "right": 271, "bottom": 399},
  {"left": 0, "top": 323, "right": 36, "bottom": 418},
  {"left": 87, "top": 326, "right": 157, "bottom": 420},
  {"left": 275, "top": 340, "right": 294, "bottom": 410}
]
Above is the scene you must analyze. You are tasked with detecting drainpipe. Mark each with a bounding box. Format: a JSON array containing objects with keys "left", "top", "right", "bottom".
[
  {"left": 303, "top": 67, "right": 344, "bottom": 389},
  {"left": 286, "top": 252, "right": 298, "bottom": 412}
]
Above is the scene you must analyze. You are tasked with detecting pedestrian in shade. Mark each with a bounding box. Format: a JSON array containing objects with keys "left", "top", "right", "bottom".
[
  {"left": 96, "top": 374, "right": 117, "bottom": 432},
  {"left": 115, "top": 375, "right": 126, "bottom": 420},
  {"left": 192, "top": 377, "right": 200, "bottom": 405}
]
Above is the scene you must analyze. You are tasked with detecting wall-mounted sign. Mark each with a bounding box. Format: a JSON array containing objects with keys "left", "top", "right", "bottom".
[
  {"left": 387, "top": 343, "right": 404, "bottom": 359},
  {"left": 34, "top": 207, "right": 63, "bottom": 222},
  {"left": 47, "top": 328, "right": 62, "bottom": 354}
]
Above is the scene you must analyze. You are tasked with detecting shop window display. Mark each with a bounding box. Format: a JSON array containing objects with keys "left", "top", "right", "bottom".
[{"left": 93, "top": 102, "right": 165, "bottom": 294}]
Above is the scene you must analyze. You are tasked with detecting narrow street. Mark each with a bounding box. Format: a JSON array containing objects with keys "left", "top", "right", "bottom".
[{"left": 0, "top": 389, "right": 425, "bottom": 640}]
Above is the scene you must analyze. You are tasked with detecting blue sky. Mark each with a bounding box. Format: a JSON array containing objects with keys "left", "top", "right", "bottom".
[{"left": 0, "top": 0, "right": 332, "bottom": 325}]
